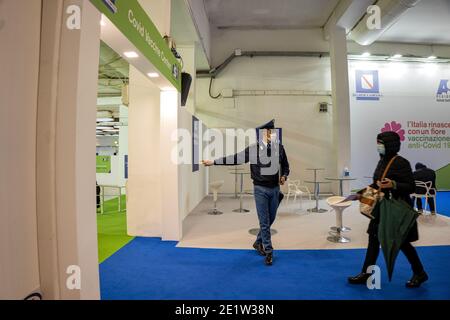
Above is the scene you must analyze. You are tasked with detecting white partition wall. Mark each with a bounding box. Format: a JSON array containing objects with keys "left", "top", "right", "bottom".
[
  {"left": 196, "top": 56, "right": 335, "bottom": 194},
  {"left": 0, "top": 0, "right": 42, "bottom": 300}
]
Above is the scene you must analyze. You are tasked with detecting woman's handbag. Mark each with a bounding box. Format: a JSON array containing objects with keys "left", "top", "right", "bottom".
[{"left": 359, "top": 155, "right": 398, "bottom": 219}]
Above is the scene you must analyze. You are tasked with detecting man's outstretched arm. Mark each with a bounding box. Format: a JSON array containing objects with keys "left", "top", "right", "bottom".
[{"left": 202, "top": 146, "right": 251, "bottom": 166}]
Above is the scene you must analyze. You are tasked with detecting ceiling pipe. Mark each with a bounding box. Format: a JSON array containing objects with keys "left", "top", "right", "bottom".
[
  {"left": 349, "top": 0, "right": 421, "bottom": 46},
  {"left": 197, "top": 51, "right": 329, "bottom": 78}
]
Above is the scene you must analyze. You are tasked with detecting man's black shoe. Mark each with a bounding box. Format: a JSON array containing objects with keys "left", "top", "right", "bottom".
[
  {"left": 253, "top": 242, "right": 265, "bottom": 256},
  {"left": 406, "top": 271, "right": 429, "bottom": 288},
  {"left": 265, "top": 253, "right": 273, "bottom": 266},
  {"left": 348, "top": 273, "right": 371, "bottom": 285}
]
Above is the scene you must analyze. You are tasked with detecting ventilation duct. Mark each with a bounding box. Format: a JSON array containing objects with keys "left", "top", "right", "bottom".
[{"left": 349, "top": 0, "right": 421, "bottom": 46}]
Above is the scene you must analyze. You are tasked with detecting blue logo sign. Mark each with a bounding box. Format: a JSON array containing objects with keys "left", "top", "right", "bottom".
[
  {"left": 354, "top": 70, "right": 381, "bottom": 101},
  {"left": 436, "top": 80, "right": 450, "bottom": 102},
  {"left": 102, "top": 0, "right": 118, "bottom": 13}
]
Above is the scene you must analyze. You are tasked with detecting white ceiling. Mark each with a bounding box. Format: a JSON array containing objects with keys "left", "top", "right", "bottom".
[
  {"left": 204, "top": 0, "right": 340, "bottom": 29},
  {"left": 379, "top": 0, "right": 450, "bottom": 45},
  {"left": 98, "top": 41, "right": 128, "bottom": 97},
  {"left": 171, "top": 0, "right": 211, "bottom": 69}
]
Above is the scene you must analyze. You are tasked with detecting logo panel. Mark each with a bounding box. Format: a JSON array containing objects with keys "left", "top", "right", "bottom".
[{"left": 354, "top": 70, "right": 381, "bottom": 101}]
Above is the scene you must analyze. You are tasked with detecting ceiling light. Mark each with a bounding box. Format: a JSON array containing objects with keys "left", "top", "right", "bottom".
[
  {"left": 124, "top": 51, "right": 139, "bottom": 58},
  {"left": 97, "top": 117, "right": 114, "bottom": 122},
  {"left": 361, "top": 52, "right": 371, "bottom": 57},
  {"left": 147, "top": 72, "right": 160, "bottom": 78},
  {"left": 392, "top": 54, "right": 402, "bottom": 58},
  {"left": 427, "top": 55, "right": 437, "bottom": 60}
]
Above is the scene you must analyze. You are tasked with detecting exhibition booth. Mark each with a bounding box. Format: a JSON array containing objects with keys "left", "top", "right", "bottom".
[{"left": 2, "top": 0, "right": 450, "bottom": 301}]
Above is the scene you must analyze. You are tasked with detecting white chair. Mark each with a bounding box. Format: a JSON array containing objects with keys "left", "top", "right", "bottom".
[
  {"left": 326, "top": 196, "right": 353, "bottom": 243},
  {"left": 286, "top": 180, "right": 312, "bottom": 209},
  {"left": 412, "top": 181, "right": 437, "bottom": 215},
  {"left": 209, "top": 181, "right": 224, "bottom": 215}
]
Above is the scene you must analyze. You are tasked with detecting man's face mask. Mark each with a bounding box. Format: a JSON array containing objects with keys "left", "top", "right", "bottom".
[{"left": 377, "top": 143, "right": 386, "bottom": 155}]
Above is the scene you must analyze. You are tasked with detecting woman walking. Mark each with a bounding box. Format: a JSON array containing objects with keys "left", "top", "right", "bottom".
[{"left": 348, "top": 131, "right": 428, "bottom": 288}]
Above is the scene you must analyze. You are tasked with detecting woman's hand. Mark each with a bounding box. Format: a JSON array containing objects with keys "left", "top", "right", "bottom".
[{"left": 377, "top": 178, "right": 394, "bottom": 189}]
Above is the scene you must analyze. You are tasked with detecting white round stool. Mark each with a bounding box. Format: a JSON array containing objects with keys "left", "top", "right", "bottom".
[
  {"left": 209, "top": 181, "right": 224, "bottom": 215},
  {"left": 326, "top": 196, "right": 352, "bottom": 243}
]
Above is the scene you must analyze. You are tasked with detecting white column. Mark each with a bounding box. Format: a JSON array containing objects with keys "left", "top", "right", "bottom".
[
  {"left": 161, "top": 91, "right": 183, "bottom": 241},
  {"left": 329, "top": 26, "right": 351, "bottom": 195},
  {"left": 36, "top": 0, "right": 101, "bottom": 300}
]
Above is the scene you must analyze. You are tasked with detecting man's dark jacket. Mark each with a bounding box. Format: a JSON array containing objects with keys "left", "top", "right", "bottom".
[
  {"left": 214, "top": 142, "right": 290, "bottom": 188},
  {"left": 413, "top": 163, "right": 436, "bottom": 195}
]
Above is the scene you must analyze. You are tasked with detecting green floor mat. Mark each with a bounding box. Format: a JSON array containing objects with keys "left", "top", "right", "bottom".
[{"left": 97, "top": 195, "right": 134, "bottom": 263}]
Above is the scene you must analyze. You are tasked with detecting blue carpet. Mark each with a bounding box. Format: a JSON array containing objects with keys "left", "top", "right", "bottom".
[
  {"left": 100, "top": 238, "right": 450, "bottom": 300},
  {"left": 436, "top": 192, "right": 450, "bottom": 217}
]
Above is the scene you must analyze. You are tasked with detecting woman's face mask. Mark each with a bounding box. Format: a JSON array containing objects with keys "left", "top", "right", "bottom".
[{"left": 377, "top": 143, "right": 386, "bottom": 155}]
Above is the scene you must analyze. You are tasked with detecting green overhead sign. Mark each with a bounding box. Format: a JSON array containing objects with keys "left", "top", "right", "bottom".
[{"left": 90, "top": 0, "right": 181, "bottom": 91}]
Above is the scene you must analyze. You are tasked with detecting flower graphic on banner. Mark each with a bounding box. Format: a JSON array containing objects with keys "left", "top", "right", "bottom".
[{"left": 381, "top": 121, "right": 405, "bottom": 141}]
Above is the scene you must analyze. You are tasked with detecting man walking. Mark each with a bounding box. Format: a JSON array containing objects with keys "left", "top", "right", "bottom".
[{"left": 202, "top": 120, "right": 290, "bottom": 266}]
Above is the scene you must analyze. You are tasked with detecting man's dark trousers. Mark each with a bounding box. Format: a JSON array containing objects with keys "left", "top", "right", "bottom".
[{"left": 254, "top": 184, "right": 280, "bottom": 254}]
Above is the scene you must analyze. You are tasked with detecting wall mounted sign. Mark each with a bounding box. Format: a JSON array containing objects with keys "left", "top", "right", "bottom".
[
  {"left": 124, "top": 155, "right": 129, "bottom": 179},
  {"left": 96, "top": 156, "right": 112, "bottom": 173},
  {"left": 192, "top": 116, "right": 200, "bottom": 172},
  {"left": 90, "top": 0, "right": 182, "bottom": 91},
  {"left": 354, "top": 70, "right": 382, "bottom": 101},
  {"left": 350, "top": 61, "right": 450, "bottom": 190}
]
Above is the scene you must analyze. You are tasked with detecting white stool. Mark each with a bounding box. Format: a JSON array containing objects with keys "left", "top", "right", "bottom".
[
  {"left": 326, "top": 196, "right": 352, "bottom": 243},
  {"left": 209, "top": 181, "right": 224, "bottom": 215}
]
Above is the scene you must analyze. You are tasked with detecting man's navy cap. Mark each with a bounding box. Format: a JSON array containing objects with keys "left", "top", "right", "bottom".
[{"left": 256, "top": 119, "right": 275, "bottom": 129}]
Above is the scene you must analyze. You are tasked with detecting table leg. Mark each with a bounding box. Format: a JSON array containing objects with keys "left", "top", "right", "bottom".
[
  {"left": 315, "top": 182, "right": 319, "bottom": 208},
  {"left": 234, "top": 168, "right": 238, "bottom": 199},
  {"left": 307, "top": 171, "right": 328, "bottom": 213},
  {"left": 101, "top": 186, "right": 105, "bottom": 215},
  {"left": 118, "top": 187, "right": 122, "bottom": 212},
  {"left": 233, "top": 173, "right": 249, "bottom": 213}
]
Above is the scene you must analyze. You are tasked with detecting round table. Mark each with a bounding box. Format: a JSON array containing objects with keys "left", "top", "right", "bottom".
[
  {"left": 229, "top": 172, "right": 251, "bottom": 213},
  {"left": 325, "top": 177, "right": 357, "bottom": 196},
  {"left": 304, "top": 180, "right": 331, "bottom": 213}
]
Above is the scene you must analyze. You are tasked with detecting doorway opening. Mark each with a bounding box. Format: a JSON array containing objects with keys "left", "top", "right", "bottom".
[{"left": 96, "top": 41, "right": 132, "bottom": 263}]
